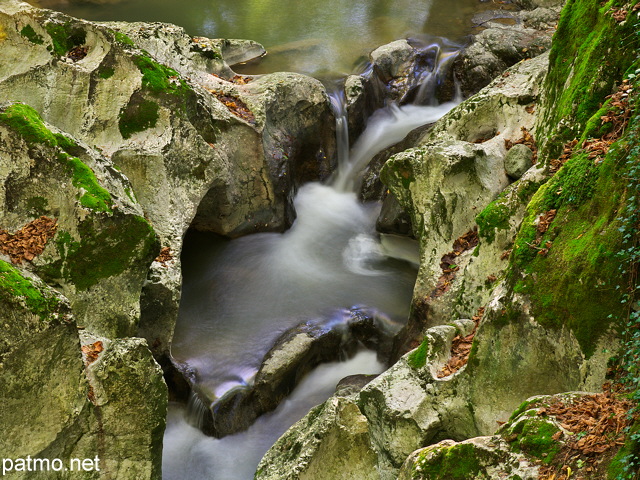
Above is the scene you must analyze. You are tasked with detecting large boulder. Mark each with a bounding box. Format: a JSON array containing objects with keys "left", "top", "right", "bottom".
[
  {"left": 256, "top": 396, "right": 379, "bottom": 480},
  {"left": 397, "top": 436, "right": 539, "bottom": 480},
  {"left": 0, "top": 261, "right": 167, "bottom": 479}
]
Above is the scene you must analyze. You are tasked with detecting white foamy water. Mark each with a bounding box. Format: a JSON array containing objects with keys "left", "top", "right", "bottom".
[
  {"left": 332, "top": 101, "right": 458, "bottom": 192},
  {"left": 163, "top": 351, "right": 384, "bottom": 480},
  {"left": 173, "top": 182, "right": 416, "bottom": 401}
]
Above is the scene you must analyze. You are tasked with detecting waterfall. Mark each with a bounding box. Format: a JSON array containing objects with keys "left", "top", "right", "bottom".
[{"left": 332, "top": 38, "right": 461, "bottom": 193}]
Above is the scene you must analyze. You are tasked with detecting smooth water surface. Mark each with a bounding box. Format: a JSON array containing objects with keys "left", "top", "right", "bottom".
[{"left": 48, "top": 0, "right": 511, "bottom": 76}]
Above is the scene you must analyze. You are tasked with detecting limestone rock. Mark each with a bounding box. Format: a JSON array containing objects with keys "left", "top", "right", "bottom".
[
  {"left": 0, "top": 263, "right": 165, "bottom": 479},
  {"left": 255, "top": 396, "right": 379, "bottom": 480},
  {"left": 0, "top": 261, "right": 85, "bottom": 462},
  {"left": 256, "top": 322, "right": 476, "bottom": 480},
  {"left": 81, "top": 338, "right": 167, "bottom": 479},
  {"left": 383, "top": 52, "right": 549, "bottom": 342},
  {"left": 505, "top": 143, "right": 534, "bottom": 179},
  {"left": 0, "top": 103, "right": 159, "bottom": 338},
  {"left": 398, "top": 436, "right": 539, "bottom": 480},
  {"left": 369, "top": 39, "right": 415, "bottom": 84},
  {"left": 454, "top": 9, "right": 558, "bottom": 97},
  {"left": 0, "top": 0, "right": 336, "bottom": 356}
]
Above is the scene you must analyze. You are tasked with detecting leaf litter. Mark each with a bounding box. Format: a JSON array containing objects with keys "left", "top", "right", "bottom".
[{"left": 0, "top": 216, "right": 57, "bottom": 264}]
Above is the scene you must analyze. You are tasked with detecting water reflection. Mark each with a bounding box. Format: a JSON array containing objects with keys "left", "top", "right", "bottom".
[{"left": 45, "top": 0, "right": 511, "bottom": 76}]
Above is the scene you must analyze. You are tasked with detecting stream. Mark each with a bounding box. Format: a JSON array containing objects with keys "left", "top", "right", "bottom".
[
  {"left": 41, "top": 0, "right": 511, "bottom": 478},
  {"left": 167, "top": 95, "right": 458, "bottom": 480}
]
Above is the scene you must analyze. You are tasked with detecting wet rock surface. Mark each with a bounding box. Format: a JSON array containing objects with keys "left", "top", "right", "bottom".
[
  {"left": 453, "top": 6, "right": 560, "bottom": 97},
  {"left": 176, "top": 307, "right": 403, "bottom": 438}
]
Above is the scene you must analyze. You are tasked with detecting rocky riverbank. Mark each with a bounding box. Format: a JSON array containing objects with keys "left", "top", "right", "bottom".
[{"left": 1, "top": 0, "right": 638, "bottom": 478}]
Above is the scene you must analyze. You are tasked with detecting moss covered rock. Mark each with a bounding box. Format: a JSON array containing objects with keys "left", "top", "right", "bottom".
[
  {"left": 398, "top": 437, "right": 539, "bottom": 480},
  {"left": 0, "top": 102, "right": 159, "bottom": 338},
  {"left": 382, "top": 53, "right": 548, "bottom": 346},
  {"left": 0, "top": 0, "right": 337, "bottom": 356},
  {"left": 0, "top": 263, "right": 166, "bottom": 479}
]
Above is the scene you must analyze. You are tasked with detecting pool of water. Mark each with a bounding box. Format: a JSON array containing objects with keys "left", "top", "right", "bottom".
[{"left": 44, "top": 0, "right": 514, "bottom": 76}]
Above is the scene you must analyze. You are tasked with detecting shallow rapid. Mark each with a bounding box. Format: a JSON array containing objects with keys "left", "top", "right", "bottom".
[{"left": 163, "top": 351, "right": 384, "bottom": 480}]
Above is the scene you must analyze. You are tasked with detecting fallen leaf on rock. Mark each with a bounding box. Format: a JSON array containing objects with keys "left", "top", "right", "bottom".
[
  {"left": 155, "top": 246, "right": 173, "bottom": 266},
  {"left": 81, "top": 341, "right": 104, "bottom": 364},
  {"left": 436, "top": 306, "right": 484, "bottom": 378},
  {"left": 0, "top": 216, "right": 58, "bottom": 264},
  {"left": 430, "top": 228, "right": 479, "bottom": 298}
]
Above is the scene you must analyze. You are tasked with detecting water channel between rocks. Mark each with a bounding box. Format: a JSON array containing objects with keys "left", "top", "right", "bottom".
[{"left": 167, "top": 99, "right": 458, "bottom": 479}]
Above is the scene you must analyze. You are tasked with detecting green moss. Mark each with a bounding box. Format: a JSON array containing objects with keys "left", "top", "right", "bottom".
[
  {"left": 0, "top": 103, "right": 58, "bottom": 145},
  {"left": 44, "top": 216, "right": 158, "bottom": 291},
  {"left": 45, "top": 22, "right": 85, "bottom": 57},
  {"left": 465, "top": 338, "right": 480, "bottom": 371},
  {"left": 0, "top": 103, "right": 112, "bottom": 213},
  {"left": 545, "top": 152, "right": 600, "bottom": 209},
  {"left": 118, "top": 98, "right": 160, "bottom": 139},
  {"left": 414, "top": 443, "right": 483, "bottom": 479},
  {"left": 20, "top": 25, "right": 44, "bottom": 45},
  {"left": 516, "top": 178, "right": 545, "bottom": 202},
  {"left": 124, "top": 186, "right": 136, "bottom": 203},
  {"left": 508, "top": 399, "right": 538, "bottom": 422},
  {"left": 476, "top": 194, "right": 511, "bottom": 244},
  {"left": 53, "top": 132, "right": 77, "bottom": 153},
  {"left": 607, "top": 419, "right": 640, "bottom": 479},
  {"left": 0, "top": 260, "right": 60, "bottom": 319},
  {"left": 539, "top": 0, "right": 639, "bottom": 160},
  {"left": 583, "top": 99, "right": 615, "bottom": 140},
  {"left": 98, "top": 66, "right": 115, "bottom": 79},
  {"left": 56, "top": 152, "right": 112, "bottom": 213},
  {"left": 507, "top": 85, "right": 634, "bottom": 357},
  {"left": 0, "top": 104, "right": 81, "bottom": 156},
  {"left": 133, "top": 54, "right": 191, "bottom": 97},
  {"left": 407, "top": 337, "right": 429, "bottom": 369},
  {"left": 112, "top": 31, "right": 135, "bottom": 46},
  {"left": 515, "top": 419, "right": 561, "bottom": 464}
]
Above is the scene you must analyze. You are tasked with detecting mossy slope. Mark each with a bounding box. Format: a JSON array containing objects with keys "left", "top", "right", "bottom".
[
  {"left": 495, "top": 1, "right": 640, "bottom": 357},
  {"left": 538, "top": 0, "right": 640, "bottom": 159}
]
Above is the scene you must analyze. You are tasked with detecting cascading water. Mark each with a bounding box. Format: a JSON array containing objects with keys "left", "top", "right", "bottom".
[
  {"left": 164, "top": 351, "right": 384, "bottom": 480},
  {"left": 164, "top": 38, "right": 461, "bottom": 480}
]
